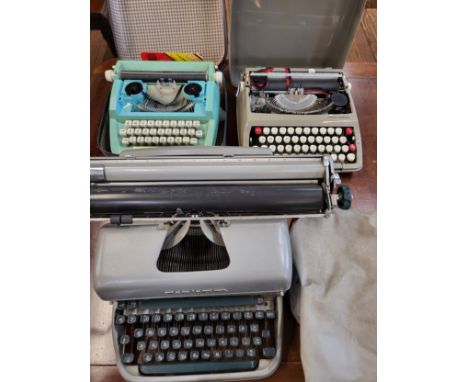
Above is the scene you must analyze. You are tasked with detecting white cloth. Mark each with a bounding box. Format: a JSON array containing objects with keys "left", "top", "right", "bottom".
[{"left": 290, "top": 209, "right": 377, "bottom": 382}]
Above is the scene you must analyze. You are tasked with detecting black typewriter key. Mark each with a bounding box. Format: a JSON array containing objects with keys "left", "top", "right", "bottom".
[
  {"left": 181, "top": 326, "right": 191, "bottom": 336},
  {"left": 247, "top": 348, "right": 257, "bottom": 358},
  {"left": 224, "top": 349, "right": 234, "bottom": 358},
  {"left": 261, "top": 329, "right": 271, "bottom": 339},
  {"left": 266, "top": 310, "right": 276, "bottom": 320},
  {"left": 117, "top": 302, "right": 126, "bottom": 310},
  {"left": 115, "top": 315, "right": 126, "bottom": 325},
  {"left": 204, "top": 325, "right": 213, "bottom": 335},
  {"left": 157, "top": 327, "right": 167, "bottom": 337},
  {"left": 127, "top": 302, "right": 137, "bottom": 310},
  {"left": 183, "top": 339, "right": 193, "bottom": 349},
  {"left": 178, "top": 350, "right": 188, "bottom": 362},
  {"left": 119, "top": 335, "right": 131, "bottom": 345},
  {"left": 122, "top": 353, "right": 134, "bottom": 364},
  {"left": 143, "top": 353, "right": 153, "bottom": 363},
  {"left": 175, "top": 312, "right": 185, "bottom": 322},
  {"left": 127, "top": 315, "right": 137, "bottom": 324},
  {"left": 238, "top": 324, "right": 247, "bottom": 334},
  {"left": 262, "top": 347, "right": 276, "bottom": 359},
  {"left": 192, "top": 325, "right": 202, "bottom": 335},
  {"left": 155, "top": 352, "right": 165, "bottom": 362},
  {"left": 244, "top": 311, "right": 254, "bottom": 320},
  {"left": 209, "top": 312, "right": 219, "bottom": 321},
  {"left": 149, "top": 340, "right": 158, "bottom": 350},
  {"left": 221, "top": 312, "right": 231, "bottom": 320},
  {"left": 136, "top": 340, "right": 146, "bottom": 351},
  {"left": 163, "top": 313, "right": 173, "bottom": 323},
  {"left": 140, "top": 315, "right": 150, "bottom": 324},
  {"left": 186, "top": 313, "right": 196, "bottom": 322},
  {"left": 151, "top": 314, "right": 161, "bottom": 323},
  {"left": 250, "top": 323, "right": 259, "bottom": 333},
  {"left": 195, "top": 338, "right": 205, "bottom": 348},
  {"left": 235, "top": 349, "right": 245, "bottom": 358},
  {"left": 215, "top": 325, "right": 225, "bottom": 335},
  {"left": 145, "top": 328, "right": 155, "bottom": 337},
  {"left": 255, "top": 311, "right": 265, "bottom": 320},
  {"left": 166, "top": 351, "right": 176, "bottom": 362},
  {"left": 172, "top": 339, "right": 181, "bottom": 350},
  {"left": 160, "top": 340, "right": 170, "bottom": 350},
  {"left": 169, "top": 326, "right": 179, "bottom": 337},
  {"left": 227, "top": 324, "right": 236, "bottom": 334},
  {"left": 253, "top": 337, "right": 262, "bottom": 347},
  {"left": 218, "top": 337, "right": 228, "bottom": 347},
  {"left": 229, "top": 337, "right": 239, "bottom": 347},
  {"left": 201, "top": 350, "right": 211, "bottom": 360},
  {"left": 256, "top": 296, "right": 265, "bottom": 305},
  {"left": 207, "top": 338, "right": 216, "bottom": 347},
  {"left": 241, "top": 337, "right": 251, "bottom": 346},
  {"left": 190, "top": 350, "right": 200, "bottom": 361},
  {"left": 198, "top": 312, "right": 208, "bottom": 321},
  {"left": 213, "top": 350, "right": 222, "bottom": 359},
  {"left": 134, "top": 328, "right": 144, "bottom": 338},
  {"left": 233, "top": 312, "right": 242, "bottom": 320}
]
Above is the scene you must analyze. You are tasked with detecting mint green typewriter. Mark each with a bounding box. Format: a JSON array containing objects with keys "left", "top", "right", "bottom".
[{"left": 105, "top": 61, "right": 221, "bottom": 154}]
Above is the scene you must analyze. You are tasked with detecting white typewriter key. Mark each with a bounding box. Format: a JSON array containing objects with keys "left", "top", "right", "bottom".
[
  {"left": 129, "top": 136, "right": 137, "bottom": 144},
  {"left": 277, "top": 145, "right": 285, "bottom": 153},
  {"left": 164, "top": 128, "right": 172, "bottom": 136},
  {"left": 157, "top": 128, "right": 164, "bottom": 136},
  {"left": 318, "top": 144, "right": 325, "bottom": 153},
  {"left": 320, "top": 127, "right": 327, "bottom": 135},
  {"left": 147, "top": 120, "right": 155, "bottom": 127},
  {"left": 267, "top": 136, "right": 275, "bottom": 144},
  {"left": 195, "top": 130, "right": 203, "bottom": 138},
  {"left": 155, "top": 120, "right": 163, "bottom": 127},
  {"left": 312, "top": 127, "right": 319, "bottom": 135},
  {"left": 338, "top": 153, "right": 346, "bottom": 162},
  {"left": 140, "top": 120, "right": 148, "bottom": 127},
  {"left": 160, "top": 137, "right": 167, "bottom": 145},
  {"left": 327, "top": 127, "right": 335, "bottom": 135},
  {"left": 332, "top": 136, "right": 339, "bottom": 144},
  {"left": 193, "top": 120, "right": 201, "bottom": 128},
  {"left": 183, "top": 137, "right": 190, "bottom": 144},
  {"left": 126, "top": 128, "right": 134, "bottom": 136},
  {"left": 315, "top": 136, "right": 323, "bottom": 144},
  {"left": 134, "top": 128, "right": 142, "bottom": 136},
  {"left": 188, "top": 128, "right": 196, "bottom": 136},
  {"left": 295, "top": 127, "right": 303, "bottom": 135},
  {"left": 263, "top": 127, "right": 270, "bottom": 135},
  {"left": 347, "top": 153, "right": 356, "bottom": 162},
  {"left": 293, "top": 144, "right": 301, "bottom": 153},
  {"left": 326, "top": 145, "right": 333, "bottom": 153},
  {"left": 279, "top": 127, "right": 287, "bottom": 135},
  {"left": 283, "top": 136, "right": 291, "bottom": 144},
  {"left": 137, "top": 136, "right": 145, "bottom": 144},
  {"left": 142, "top": 128, "right": 150, "bottom": 136},
  {"left": 334, "top": 144, "right": 342, "bottom": 153},
  {"left": 269, "top": 145, "right": 276, "bottom": 153},
  {"left": 170, "top": 120, "right": 177, "bottom": 127},
  {"left": 152, "top": 137, "right": 160, "bottom": 144},
  {"left": 331, "top": 153, "right": 338, "bottom": 161},
  {"left": 310, "top": 145, "right": 317, "bottom": 153},
  {"left": 175, "top": 137, "right": 182, "bottom": 145},
  {"left": 335, "top": 127, "right": 343, "bottom": 135},
  {"left": 132, "top": 120, "right": 140, "bottom": 127},
  {"left": 172, "top": 128, "right": 179, "bottom": 136},
  {"left": 259, "top": 136, "right": 266, "bottom": 144},
  {"left": 190, "top": 137, "right": 198, "bottom": 145},
  {"left": 340, "top": 136, "right": 347, "bottom": 144},
  {"left": 186, "top": 120, "right": 193, "bottom": 127},
  {"left": 292, "top": 136, "right": 299, "bottom": 144},
  {"left": 177, "top": 120, "right": 185, "bottom": 127},
  {"left": 303, "top": 127, "right": 311, "bottom": 135},
  {"left": 308, "top": 136, "right": 315, "bottom": 144},
  {"left": 167, "top": 137, "right": 175, "bottom": 145},
  {"left": 150, "top": 128, "right": 157, "bottom": 136},
  {"left": 285, "top": 145, "right": 293, "bottom": 153},
  {"left": 163, "top": 120, "right": 170, "bottom": 127},
  {"left": 275, "top": 136, "right": 282, "bottom": 144},
  {"left": 121, "top": 137, "right": 130, "bottom": 145},
  {"left": 271, "top": 127, "right": 278, "bottom": 135},
  {"left": 144, "top": 136, "right": 152, "bottom": 144},
  {"left": 124, "top": 120, "right": 132, "bottom": 127},
  {"left": 324, "top": 136, "right": 331, "bottom": 144},
  {"left": 300, "top": 136, "right": 307, "bottom": 144},
  {"left": 180, "top": 128, "right": 188, "bottom": 136},
  {"left": 287, "top": 127, "right": 295, "bottom": 135},
  {"left": 342, "top": 145, "right": 349, "bottom": 153},
  {"left": 261, "top": 145, "right": 268, "bottom": 148},
  {"left": 119, "top": 128, "right": 127, "bottom": 137},
  {"left": 302, "top": 144, "right": 309, "bottom": 153}
]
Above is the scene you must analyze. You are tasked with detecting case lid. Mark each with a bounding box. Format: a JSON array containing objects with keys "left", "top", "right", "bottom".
[{"left": 229, "top": 0, "right": 366, "bottom": 84}]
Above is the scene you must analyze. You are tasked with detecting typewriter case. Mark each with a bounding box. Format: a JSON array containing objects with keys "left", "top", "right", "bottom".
[{"left": 230, "top": 0, "right": 366, "bottom": 171}]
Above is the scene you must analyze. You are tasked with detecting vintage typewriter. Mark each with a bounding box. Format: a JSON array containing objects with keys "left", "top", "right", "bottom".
[
  {"left": 91, "top": 147, "right": 352, "bottom": 381},
  {"left": 230, "top": 0, "right": 366, "bottom": 172},
  {"left": 105, "top": 60, "right": 221, "bottom": 154}
]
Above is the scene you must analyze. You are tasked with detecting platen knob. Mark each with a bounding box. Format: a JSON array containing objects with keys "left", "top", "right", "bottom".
[{"left": 337, "top": 185, "right": 353, "bottom": 210}]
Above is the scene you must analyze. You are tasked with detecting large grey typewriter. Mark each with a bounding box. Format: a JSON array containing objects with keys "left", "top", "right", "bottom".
[{"left": 91, "top": 147, "right": 352, "bottom": 381}]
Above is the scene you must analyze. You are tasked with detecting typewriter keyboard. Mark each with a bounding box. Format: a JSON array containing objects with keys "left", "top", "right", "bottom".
[
  {"left": 114, "top": 295, "right": 277, "bottom": 375},
  {"left": 249, "top": 126, "right": 358, "bottom": 164},
  {"left": 119, "top": 119, "right": 206, "bottom": 147}
]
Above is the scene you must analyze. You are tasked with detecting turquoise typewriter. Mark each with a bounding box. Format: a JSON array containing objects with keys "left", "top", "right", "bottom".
[{"left": 105, "top": 61, "right": 221, "bottom": 154}]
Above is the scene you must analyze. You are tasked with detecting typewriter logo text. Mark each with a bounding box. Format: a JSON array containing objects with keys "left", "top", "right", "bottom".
[{"left": 164, "top": 288, "right": 228, "bottom": 295}]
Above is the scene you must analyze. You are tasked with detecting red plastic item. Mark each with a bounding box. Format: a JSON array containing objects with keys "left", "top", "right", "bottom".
[
  {"left": 254, "top": 127, "right": 263, "bottom": 135},
  {"left": 345, "top": 127, "right": 353, "bottom": 136},
  {"left": 349, "top": 143, "right": 356, "bottom": 152}
]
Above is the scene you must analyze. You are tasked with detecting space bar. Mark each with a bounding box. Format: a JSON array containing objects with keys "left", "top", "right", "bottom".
[{"left": 139, "top": 360, "right": 258, "bottom": 375}]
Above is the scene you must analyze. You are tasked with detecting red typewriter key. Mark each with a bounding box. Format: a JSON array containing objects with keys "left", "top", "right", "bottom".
[
  {"left": 349, "top": 143, "right": 356, "bottom": 152},
  {"left": 254, "top": 126, "right": 263, "bottom": 135},
  {"left": 345, "top": 127, "right": 353, "bottom": 136}
]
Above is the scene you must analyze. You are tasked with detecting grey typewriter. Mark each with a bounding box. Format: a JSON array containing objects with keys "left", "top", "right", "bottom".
[{"left": 91, "top": 147, "right": 352, "bottom": 381}]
